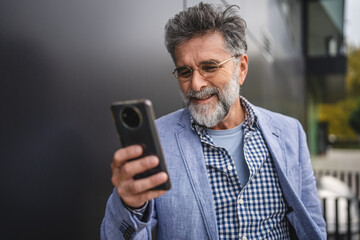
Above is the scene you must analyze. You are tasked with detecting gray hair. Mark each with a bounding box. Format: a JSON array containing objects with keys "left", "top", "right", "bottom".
[{"left": 164, "top": 2, "right": 247, "bottom": 61}]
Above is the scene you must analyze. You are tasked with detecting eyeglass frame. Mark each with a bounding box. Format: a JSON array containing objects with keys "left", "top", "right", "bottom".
[{"left": 172, "top": 56, "right": 238, "bottom": 81}]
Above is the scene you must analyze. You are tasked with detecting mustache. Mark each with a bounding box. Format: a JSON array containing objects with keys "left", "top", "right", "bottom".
[{"left": 185, "top": 86, "right": 219, "bottom": 99}]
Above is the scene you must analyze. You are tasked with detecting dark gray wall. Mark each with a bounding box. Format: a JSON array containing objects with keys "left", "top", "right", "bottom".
[
  {"left": 0, "top": 1, "right": 182, "bottom": 239},
  {"left": 0, "top": 1, "right": 305, "bottom": 239}
]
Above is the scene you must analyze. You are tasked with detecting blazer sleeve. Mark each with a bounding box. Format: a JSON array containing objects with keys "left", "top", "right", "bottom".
[
  {"left": 297, "top": 121, "right": 327, "bottom": 238},
  {"left": 100, "top": 188, "right": 157, "bottom": 240}
]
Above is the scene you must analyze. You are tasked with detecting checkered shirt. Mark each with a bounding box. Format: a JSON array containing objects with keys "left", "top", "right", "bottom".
[{"left": 191, "top": 97, "right": 290, "bottom": 240}]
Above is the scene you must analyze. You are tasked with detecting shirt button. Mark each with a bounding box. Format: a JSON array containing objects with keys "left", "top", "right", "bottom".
[
  {"left": 242, "top": 236, "right": 248, "bottom": 240},
  {"left": 227, "top": 165, "right": 233, "bottom": 171},
  {"left": 238, "top": 198, "right": 244, "bottom": 205}
]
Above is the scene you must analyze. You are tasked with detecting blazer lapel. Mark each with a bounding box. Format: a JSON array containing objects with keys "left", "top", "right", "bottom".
[
  {"left": 175, "top": 110, "right": 218, "bottom": 240},
  {"left": 255, "top": 108, "right": 288, "bottom": 175}
]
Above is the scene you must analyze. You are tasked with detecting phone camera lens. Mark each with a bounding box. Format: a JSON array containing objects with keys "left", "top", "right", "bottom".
[{"left": 120, "top": 106, "right": 142, "bottom": 129}]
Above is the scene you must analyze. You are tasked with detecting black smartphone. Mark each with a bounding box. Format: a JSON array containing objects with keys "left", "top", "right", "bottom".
[{"left": 111, "top": 99, "right": 171, "bottom": 190}]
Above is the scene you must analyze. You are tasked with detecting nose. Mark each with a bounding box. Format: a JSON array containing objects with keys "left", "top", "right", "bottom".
[{"left": 190, "top": 69, "right": 208, "bottom": 92}]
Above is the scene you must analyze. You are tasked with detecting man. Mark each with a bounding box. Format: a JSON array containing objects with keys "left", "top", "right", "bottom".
[{"left": 101, "top": 3, "right": 326, "bottom": 240}]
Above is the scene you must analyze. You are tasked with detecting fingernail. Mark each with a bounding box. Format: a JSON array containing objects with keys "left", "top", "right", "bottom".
[
  {"left": 158, "top": 172, "right": 167, "bottom": 181},
  {"left": 148, "top": 156, "right": 159, "bottom": 165},
  {"left": 133, "top": 145, "right": 142, "bottom": 154}
]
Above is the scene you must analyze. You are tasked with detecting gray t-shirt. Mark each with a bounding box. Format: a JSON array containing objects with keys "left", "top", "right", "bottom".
[{"left": 207, "top": 123, "right": 250, "bottom": 187}]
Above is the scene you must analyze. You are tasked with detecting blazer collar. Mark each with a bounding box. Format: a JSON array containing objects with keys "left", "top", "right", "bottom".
[{"left": 253, "top": 107, "right": 287, "bottom": 173}]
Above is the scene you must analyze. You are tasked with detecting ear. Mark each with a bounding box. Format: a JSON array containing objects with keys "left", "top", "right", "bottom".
[{"left": 237, "top": 54, "right": 248, "bottom": 86}]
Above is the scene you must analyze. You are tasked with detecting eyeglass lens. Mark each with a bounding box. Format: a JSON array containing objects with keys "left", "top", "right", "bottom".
[{"left": 175, "top": 62, "right": 220, "bottom": 80}]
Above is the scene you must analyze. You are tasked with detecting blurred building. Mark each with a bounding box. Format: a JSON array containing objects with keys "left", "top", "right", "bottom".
[{"left": 304, "top": 0, "right": 347, "bottom": 154}]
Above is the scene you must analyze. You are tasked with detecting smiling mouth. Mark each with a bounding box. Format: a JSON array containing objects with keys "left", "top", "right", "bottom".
[
  {"left": 195, "top": 94, "right": 213, "bottom": 100},
  {"left": 191, "top": 94, "right": 218, "bottom": 104},
  {"left": 186, "top": 87, "right": 219, "bottom": 103}
]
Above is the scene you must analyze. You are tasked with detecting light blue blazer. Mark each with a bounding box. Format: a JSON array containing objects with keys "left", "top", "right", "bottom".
[{"left": 101, "top": 107, "right": 326, "bottom": 240}]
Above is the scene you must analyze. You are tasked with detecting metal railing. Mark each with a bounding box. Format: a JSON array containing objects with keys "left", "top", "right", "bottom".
[
  {"left": 314, "top": 170, "right": 360, "bottom": 199},
  {"left": 314, "top": 169, "right": 360, "bottom": 240},
  {"left": 320, "top": 197, "right": 360, "bottom": 240}
]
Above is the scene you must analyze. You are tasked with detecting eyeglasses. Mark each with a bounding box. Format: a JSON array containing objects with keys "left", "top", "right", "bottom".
[{"left": 172, "top": 56, "right": 236, "bottom": 82}]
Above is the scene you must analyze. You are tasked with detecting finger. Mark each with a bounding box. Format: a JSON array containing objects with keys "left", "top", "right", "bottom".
[
  {"left": 122, "top": 190, "right": 168, "bottom": 208},
  {"left": 112, "top": 145, "right": 143, "bottom": 168},
  {"left": 121, "top": 155, "right": 159, "bottom": 178},
  {"left": 111, "top": 155, "right": 160, "bottom": 187},
  {"left": 111, "top": 166, "right": 123, "bottom": 187},
  {"left": 121, "top": 190, "right": 167, "bottom": 208},
  {"left": 140, "top": 189, "right": 168, "bottom": 202},
  {"left": 127, "top": 172, "right": 168, "bottom": 194}
]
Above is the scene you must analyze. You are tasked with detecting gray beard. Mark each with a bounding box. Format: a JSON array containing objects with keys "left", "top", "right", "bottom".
[{"left": 181, "top": 73, "right": 240, "bottom": 128}]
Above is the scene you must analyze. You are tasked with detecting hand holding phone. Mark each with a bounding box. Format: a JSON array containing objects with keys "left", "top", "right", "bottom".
[
  {"left": 111, "top": 145, "right": 168, "bottom": 208},
  {"left": 110, "top": 99, "right": 171, "bottom": 207}
]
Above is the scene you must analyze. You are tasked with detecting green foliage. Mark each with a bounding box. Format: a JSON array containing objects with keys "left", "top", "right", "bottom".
[
  {"left": 346, "top": 47, "right": 360, "bottom": 97},
  {"left": 318, "top": 46, "right": 360, "bottom": 143},
  {"left": 319, "top": 98, "right": 358, "bottom": 141}
]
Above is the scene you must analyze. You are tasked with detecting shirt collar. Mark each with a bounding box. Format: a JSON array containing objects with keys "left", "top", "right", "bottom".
[
  {"left": 190, "top": 96, "right": 259, "bottom": 133},
  {"left": 239, "top": 96, "right": 258, "bottom": 130}
]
